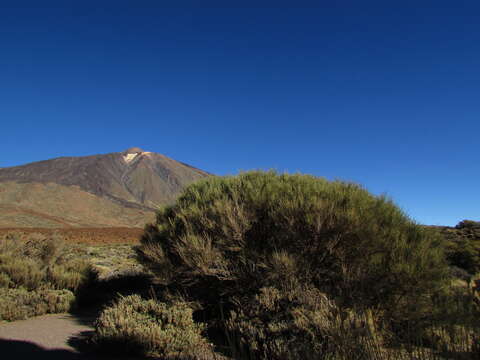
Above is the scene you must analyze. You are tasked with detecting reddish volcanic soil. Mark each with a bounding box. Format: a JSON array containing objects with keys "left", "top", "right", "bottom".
[{"left": 0, "top": 227, "right": 144, "bottom": 244}]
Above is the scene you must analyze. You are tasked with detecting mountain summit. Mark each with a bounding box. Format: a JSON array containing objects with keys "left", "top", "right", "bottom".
[
  {"left": 124, "top": 147, "right": 144, "bottom": 154},
  {"left": 0, "top": 149, "right": 209, "bottom": 227}
]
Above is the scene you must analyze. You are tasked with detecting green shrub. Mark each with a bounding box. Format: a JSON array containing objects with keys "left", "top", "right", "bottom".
[
  {"left": 0, "top": 232, "right": 94, "bottom": 321},
  {"left": 137, "top": 171, "right": 455, "bottom": 358},
  {"left": 0, "top": 256, "right": 44, "bottom": 290},
  {"left": 92, "top": 294, "right": 219, "bottom": 359},
  {"left": 0, "top": 232, "right": 93, "bottom": 292},
  {"left": 456, "top": 220, "right": 480, "bottom": 230},
  {"left": 441, "top": 221, "right": 480, "bottom": 276},
  {"left": 0, "top": 287, "right": 75, "bottom": 321},
  {"left": 0, "top": 273, "right": 11, "bottom": 288},
  {"left": 446, "top": 240, "right": 480, "bottom": 276},
  {"left": 46, "top": 260, "right": 92, "bottom": 291},
  {"left": 226, "top": 286, "right": 386, "bottom": 360},
  {"left": 138, "top": 172, "right": 449, "bottom": 312}
]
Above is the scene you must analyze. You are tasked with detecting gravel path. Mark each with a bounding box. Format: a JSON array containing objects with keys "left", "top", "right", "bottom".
[
  {"left": 0, "top": 314, "right": 93, "bottom": 350},
  {"left": 0, "top": 313, "right": 131, "bottom": 359}
]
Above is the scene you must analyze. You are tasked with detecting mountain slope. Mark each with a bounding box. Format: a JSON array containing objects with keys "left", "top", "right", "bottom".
[{"left": 0, "top": 148, "right": 209, "bottom": 227}]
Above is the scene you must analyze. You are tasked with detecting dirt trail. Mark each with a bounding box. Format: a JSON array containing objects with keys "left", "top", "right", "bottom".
[{"left": 0, "top": 313, "right": 139, "bottom": 359}]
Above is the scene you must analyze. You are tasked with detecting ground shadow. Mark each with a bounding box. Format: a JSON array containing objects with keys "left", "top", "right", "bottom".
[
  {"left": 0, "top": 337, "right": 148, "bottom": 359},
  {"left": 67, "top": 330, "right": 96, "bottom": 355},
  {"left": 73, "top": 271, "right": 155, "bottom": 319},
  {"left": 0, "top": 338, "right": 93, "bottom": 359}
]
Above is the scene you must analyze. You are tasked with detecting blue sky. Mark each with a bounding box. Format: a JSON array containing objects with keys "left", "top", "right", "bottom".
[{"left": 1, "top": 1, "right": 478, "bottom": 226}]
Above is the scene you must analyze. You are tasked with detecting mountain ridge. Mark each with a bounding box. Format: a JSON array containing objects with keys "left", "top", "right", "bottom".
[{"left": 0, "top": 148, "right": 210, "bottom": 227}]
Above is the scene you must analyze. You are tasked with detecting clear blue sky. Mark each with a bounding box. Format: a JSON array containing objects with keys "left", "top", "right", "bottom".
[{"left": 1, "top": 1, "right": 478, "bottom": 226}]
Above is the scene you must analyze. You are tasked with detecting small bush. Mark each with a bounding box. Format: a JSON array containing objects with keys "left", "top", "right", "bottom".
[
  {"left": 46, "top": 260, "right": 92, "bottom": 291},
  {"left": 0, "top": 287, "right": 75, "bottom": 321},
  {"left": 0, "top": 256, "right": 44, "bottom": 290},
  {"left": 92, "top": 294, "right": 219, "bottom": 359}
]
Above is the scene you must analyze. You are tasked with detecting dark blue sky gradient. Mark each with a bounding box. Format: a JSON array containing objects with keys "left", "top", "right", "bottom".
[{"left": 1, "top": 1, "right": 479, "bottom": 225}]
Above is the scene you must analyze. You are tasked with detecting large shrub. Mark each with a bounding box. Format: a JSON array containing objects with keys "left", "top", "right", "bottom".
[{"left": 137, "top": 171, "right": 453, "bottom": 357}]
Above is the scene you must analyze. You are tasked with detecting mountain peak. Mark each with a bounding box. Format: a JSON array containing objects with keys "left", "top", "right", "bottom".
[
  {"left": 0, "top": 148, "right": 210, "bottom": 227},
  {"left": 124, "top": 147, "right": 144, "bottom": 154}
]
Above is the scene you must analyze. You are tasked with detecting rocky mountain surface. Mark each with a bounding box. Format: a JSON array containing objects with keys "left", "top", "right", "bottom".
[{"left": 0, "top": 148, "right": 209, "bottom": 227}]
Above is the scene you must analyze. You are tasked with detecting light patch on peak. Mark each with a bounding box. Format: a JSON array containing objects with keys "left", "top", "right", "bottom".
[{"left": 123, "top": 153, "right": 138, "bottom": 163}]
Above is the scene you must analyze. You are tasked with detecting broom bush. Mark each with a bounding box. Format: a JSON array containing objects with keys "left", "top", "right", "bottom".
[{"left": 136, "top": 171, "right": 474, "bottom": 359}]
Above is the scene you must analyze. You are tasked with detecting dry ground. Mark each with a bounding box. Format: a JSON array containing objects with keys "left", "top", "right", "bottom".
[
  {"left": 0, "top": 313, "right": 144, "bottom": 359},
  {"left": 0, "top": 227, "right": 144, "bottom": 244}
]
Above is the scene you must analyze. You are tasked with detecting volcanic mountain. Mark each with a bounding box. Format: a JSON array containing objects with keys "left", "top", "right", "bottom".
[{"left": 0, "top": 148, "right": 209, "bottom": 227}]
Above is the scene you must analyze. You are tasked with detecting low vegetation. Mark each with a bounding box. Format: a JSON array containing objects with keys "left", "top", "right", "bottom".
[
  {"left": 436, "top": 220, "right": 480, "bottom": 276},
  {"left": 0, "top": 287, "right": 75, "bottom": 321},
  {"left": 92, "top": 294, "right": 220, "bottom": 359},
  {"left": 0, "top": 232, "right": 92, "bottom": 321}
]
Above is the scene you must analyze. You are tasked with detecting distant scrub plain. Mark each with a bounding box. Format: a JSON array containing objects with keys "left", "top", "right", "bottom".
[{"left": 0, "top": 227, "right": 143, "bottom": 245}]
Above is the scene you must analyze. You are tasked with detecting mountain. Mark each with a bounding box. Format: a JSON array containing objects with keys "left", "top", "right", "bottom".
[{"left": 0, "top": 148, "right": 209, "bottom": 228}]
